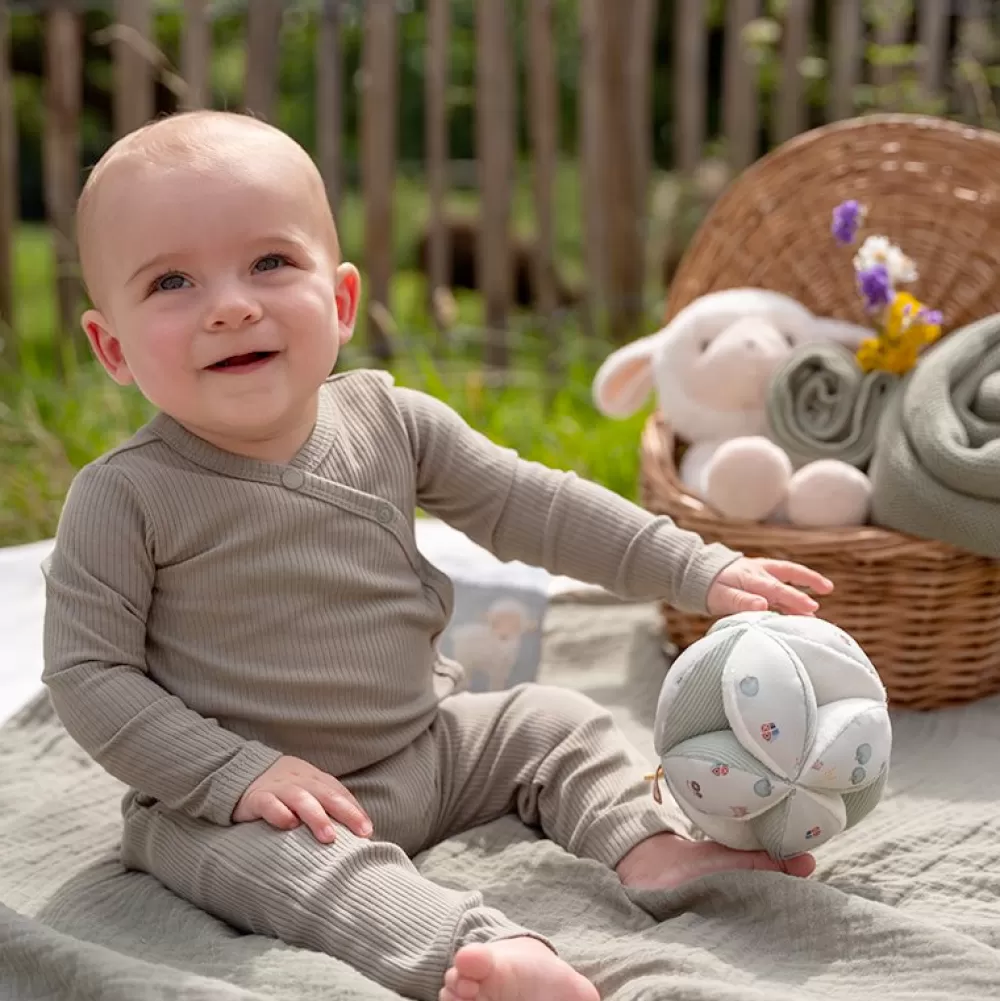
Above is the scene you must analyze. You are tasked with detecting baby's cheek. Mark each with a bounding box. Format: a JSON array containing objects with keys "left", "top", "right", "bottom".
[{"left": 125, "top": 316, "right": 199, "bottom": 401}]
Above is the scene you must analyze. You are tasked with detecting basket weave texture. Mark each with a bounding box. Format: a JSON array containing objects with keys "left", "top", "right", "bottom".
[{"left": 642, "top": 114, "right": 1000, "bottom": 711}]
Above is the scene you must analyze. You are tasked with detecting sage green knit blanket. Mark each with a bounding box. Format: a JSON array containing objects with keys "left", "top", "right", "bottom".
[
  {"left": 869, "top": 313, "right": 1000, "bottom": 558},
  {"left": 765, "top": 341, "right": 898, "bottom": 470}
]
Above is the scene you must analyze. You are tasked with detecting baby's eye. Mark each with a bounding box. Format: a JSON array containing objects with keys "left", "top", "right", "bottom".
[
  {"left": 253, "top": 254, "right": 290, "bottom": 273},
  {"left": 154, "top": 273, "right": 190, "bottom": 293}
]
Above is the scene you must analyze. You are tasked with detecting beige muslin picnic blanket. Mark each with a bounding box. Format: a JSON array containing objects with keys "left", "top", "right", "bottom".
[
  {"left": 869, "top": 312, "right": 1000, "bottom": 557},
  {"left": 3, "top": 600, "right": 1000, "bottom": 1000},
  {"left": 766, "top": 341, "right": 898, "bottom": 469}
]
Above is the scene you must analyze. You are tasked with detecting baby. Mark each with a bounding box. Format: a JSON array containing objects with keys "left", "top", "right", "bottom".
[{"left": 42, "top": 111, "right": 830, "bottom": 1001}]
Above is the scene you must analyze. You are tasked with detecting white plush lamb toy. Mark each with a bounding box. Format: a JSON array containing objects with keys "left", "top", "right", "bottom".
[
  {"left": 592, "top": 288, "right": 874, "bottom": 526},
  {"left": 651, "top": 611, "right": 891, "bottom": 860}
]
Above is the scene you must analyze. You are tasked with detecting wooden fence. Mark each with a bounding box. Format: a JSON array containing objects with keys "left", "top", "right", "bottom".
[{"left": 0, "top": 0, "right": 997, "bottom": 372}]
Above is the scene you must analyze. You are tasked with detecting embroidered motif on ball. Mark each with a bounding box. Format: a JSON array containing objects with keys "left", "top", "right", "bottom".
[
  {"left": 760, "top": 722, "right": 780, "bottom": 742},
  {"left": 739, "top": 676, "right": 760, "bottom": 697},
  {"left": 711, "top": 764, "right": 729, "bottom": 776}
]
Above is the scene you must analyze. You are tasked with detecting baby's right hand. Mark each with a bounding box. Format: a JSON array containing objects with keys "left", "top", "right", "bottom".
[{"left": 232, "top": 755, "right": 373, "bottom": 844}]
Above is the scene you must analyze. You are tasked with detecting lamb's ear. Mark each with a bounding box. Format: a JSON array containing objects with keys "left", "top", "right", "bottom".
[
  {"left": 809, "top": 316, "right": 871, "bottom": 350},
  {"left": 592, "top": 331, "right": 661, "bottom": 418}
]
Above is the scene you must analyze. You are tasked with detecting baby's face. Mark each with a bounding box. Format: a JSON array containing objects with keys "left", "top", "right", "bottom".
[{"left": 82, "top": 151, "right": 356, "bottom": 455}]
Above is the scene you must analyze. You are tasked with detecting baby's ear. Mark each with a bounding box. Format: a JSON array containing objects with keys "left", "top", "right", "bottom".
[
  {"left": 82, "top": 309, "right": 133, "bottom": 386},
  {"left": 335, "top": 263, "right": 361, "bottom": 343},
  {"left": 592, "top": 330, "right": 663, "bottom": 418}
]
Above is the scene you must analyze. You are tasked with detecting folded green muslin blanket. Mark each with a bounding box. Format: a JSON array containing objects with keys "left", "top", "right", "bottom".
[
  {"left": 765, "top": 341, "right": 899, "bottom": 469},
  {"left": 869, "top": 313, "right": 1000, "bottom": 558}
]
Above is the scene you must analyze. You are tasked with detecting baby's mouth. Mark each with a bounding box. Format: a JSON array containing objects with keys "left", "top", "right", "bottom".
[{"left": 207, "top": 350, "right": 278, "bottom": 372}]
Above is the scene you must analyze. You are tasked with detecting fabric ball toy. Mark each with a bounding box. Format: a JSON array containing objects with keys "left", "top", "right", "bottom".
[{"left": 651, "top": 612, "right": 891, "bottom": 860}]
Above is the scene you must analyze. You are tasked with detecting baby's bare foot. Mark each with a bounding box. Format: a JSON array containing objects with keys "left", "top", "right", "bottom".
[
  {"left": 440, "top": 937, "right": 598, "bottom": 1001},
  {"left": 616, "top": 832, "right": 815, "bottom": 891}
]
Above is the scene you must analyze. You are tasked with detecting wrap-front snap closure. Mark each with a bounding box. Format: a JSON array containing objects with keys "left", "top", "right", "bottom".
[
  {"left": 376, "top": 503, "right": 395, "bottom": 525},
  {"left": 281, "top": 468, "right": 306, "bottom": 491}
]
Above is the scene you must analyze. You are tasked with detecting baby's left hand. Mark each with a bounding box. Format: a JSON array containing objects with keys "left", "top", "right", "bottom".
[{"left": 706, "top": 557, "right": 833, "bottom": 617}]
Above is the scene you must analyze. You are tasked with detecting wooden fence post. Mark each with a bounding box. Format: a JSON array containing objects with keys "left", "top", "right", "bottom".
[
  {"left": 955, "top": 0, "right": 993, "bottom": 124},
  {"left": 918, "top": 1, "right": 950, "bottom": 107},
  {"left": 722, "top": 0, "right": 760, "bottom": 172},
  {"left": 425, "top": 0, "right": 450, "bottom": 338},
  {"left": 774, "top": 0, "right": 812, "bottom": 143},
  {"left": 113, "top": 0, "right": 154, "bottom": 138},
  {"left": 181, "top": 0, "right": 212, "bottom": 111},
  {"left": 475, "top": 0, "right": 514, "bottom": 371},
  {"left": 527, "top": 0, "right": 557, "bottom": 320},
  {"left": 43, "top": 3, "right": 83, "bottom": 372},
  {"left": 316, "top": 0, "right": 343, "bottom": 219},
  {"left": 827, "top": 0, "right": 861, "bottom": 121},
  {"left": 0, "top": 0, "right": 15, "bottom": 362},
  {"left": 674, "top": 0, "right": 707, "bottom": 176},
  {"left": 527, "top": 0, "right": 558, "bottom": 392},
  {"left": 578, "top": 0, "right": 605, "bottom": 327},
  {"left": 361, "top": 0, "right": 397, "bottom": 362},
  {"left": 244, "top": 0, "right": 283, "bottom": 122},
  {"left": 630, "top": 0, "right": 656, "bottom": 306},
  {"left": 597, "top": 0, "right": 645, "bottom": 344}
]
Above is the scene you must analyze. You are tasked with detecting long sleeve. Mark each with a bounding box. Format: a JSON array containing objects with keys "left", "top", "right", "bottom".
[
  {"left": 41, "top": 462, "right": 282, "bottom": 825},
  {"left": 393, "top": 386, "right": 741, "bottom": 613}
]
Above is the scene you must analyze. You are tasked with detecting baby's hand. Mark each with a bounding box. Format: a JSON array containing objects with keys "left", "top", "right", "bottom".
[
  {"left": 232, "top": 755, "right": 373, "bottom": 844},
  {"left": 707, "top": 557, "right": 833, "bottom": 617}
]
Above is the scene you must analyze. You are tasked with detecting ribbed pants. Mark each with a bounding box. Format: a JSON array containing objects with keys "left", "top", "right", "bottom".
[{"left": 120, "top": 684, "right": 679, "bottom": 1001}]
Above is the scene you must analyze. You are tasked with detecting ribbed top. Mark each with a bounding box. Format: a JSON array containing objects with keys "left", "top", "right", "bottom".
[{"left": 42, "top": 370, "right": 740, "bottom": 826}]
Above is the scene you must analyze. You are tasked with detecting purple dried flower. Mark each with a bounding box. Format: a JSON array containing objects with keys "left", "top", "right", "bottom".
[
  {"left": 832, "top": 200, "right": 865, "bottom": 246},
  {"left": 856, "top": 264, "right": 893, "bottom": 312},
  {"left": 918, "top": 307, "right": 943, "bottom": 327}
]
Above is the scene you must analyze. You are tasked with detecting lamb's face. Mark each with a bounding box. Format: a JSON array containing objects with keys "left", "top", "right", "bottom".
[
  {"left": 672, "top": 310, "right": 804, "bottom": 408},
  {"left": 485, "top": 599, "right": 534, "bottom": 641}
]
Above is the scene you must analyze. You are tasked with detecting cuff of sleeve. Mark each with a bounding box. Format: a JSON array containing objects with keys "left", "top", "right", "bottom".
[
  {"left": 675, "top": 541, "right": 743, "bottom": 614},
  {"left": 204, "top": 740, "right": 284, "bottom": 826},
  {"left": 617, "top": 516, "right": 742, "bottom": 612}
]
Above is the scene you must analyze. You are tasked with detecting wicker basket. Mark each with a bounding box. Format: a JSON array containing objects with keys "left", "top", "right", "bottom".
[{"left": 642, "top": 114, "right": 1000, "bottom": 711}]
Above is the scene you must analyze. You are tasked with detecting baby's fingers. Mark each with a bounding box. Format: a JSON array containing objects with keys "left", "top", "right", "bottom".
[
  {"left": 280, "top": 788, "right": 338, "bottom": 844},
  {"left": 315, "top": 784, "right": 373, "bottom": 838},
  {"left": 758, "top": 560, "right": 833, "bottom": 594},
  {"left": 760, "top": 577, "right": 820, "bottom": 614},
  {"left": 282, "top": 788, "right": 344, "bottom": 844},
  {"left": 709, "top": 585, "right": 769, "bottom": 616},
  {"left": 251, "top": 792, "right": 300, "bottom": 831}
]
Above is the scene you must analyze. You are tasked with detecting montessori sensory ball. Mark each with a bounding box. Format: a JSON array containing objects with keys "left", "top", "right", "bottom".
[{"left": 652, "top": 611, "right": 892, "bottom": 860}]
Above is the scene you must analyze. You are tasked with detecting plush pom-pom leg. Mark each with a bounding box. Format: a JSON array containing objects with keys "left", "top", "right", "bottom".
[
  {"left": 786, "top": 460, "right": 872, "bottom": 528},
  {"left": 703, "top": 437, "right": 792, "bottom": 522}
]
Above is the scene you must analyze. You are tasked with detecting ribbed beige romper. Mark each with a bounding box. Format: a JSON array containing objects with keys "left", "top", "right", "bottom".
[{"left": 42, "top": 371, "right": 741, "bottom": 1001}]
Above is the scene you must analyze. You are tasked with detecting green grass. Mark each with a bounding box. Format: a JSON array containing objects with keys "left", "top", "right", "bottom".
[{"left": 1, "top": 165, "right": 664, "bottom": 548}]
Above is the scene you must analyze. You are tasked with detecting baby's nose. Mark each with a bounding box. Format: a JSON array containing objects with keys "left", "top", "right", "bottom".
[
  {"left": 208, "top": 295, "right": 262, "bottom": 330},
  {"left": 211, "top": 307, "right": 255, "bottom": 329}
]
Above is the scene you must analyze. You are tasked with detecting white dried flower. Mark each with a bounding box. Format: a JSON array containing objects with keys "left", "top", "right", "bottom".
[{"left": 853, "top": 235, "right": 918, "bottom": 284}]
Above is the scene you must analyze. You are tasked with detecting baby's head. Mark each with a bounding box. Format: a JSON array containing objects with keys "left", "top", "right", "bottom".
[{"left": 77, "top": 110, "right": 359, "bottom": 457}]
